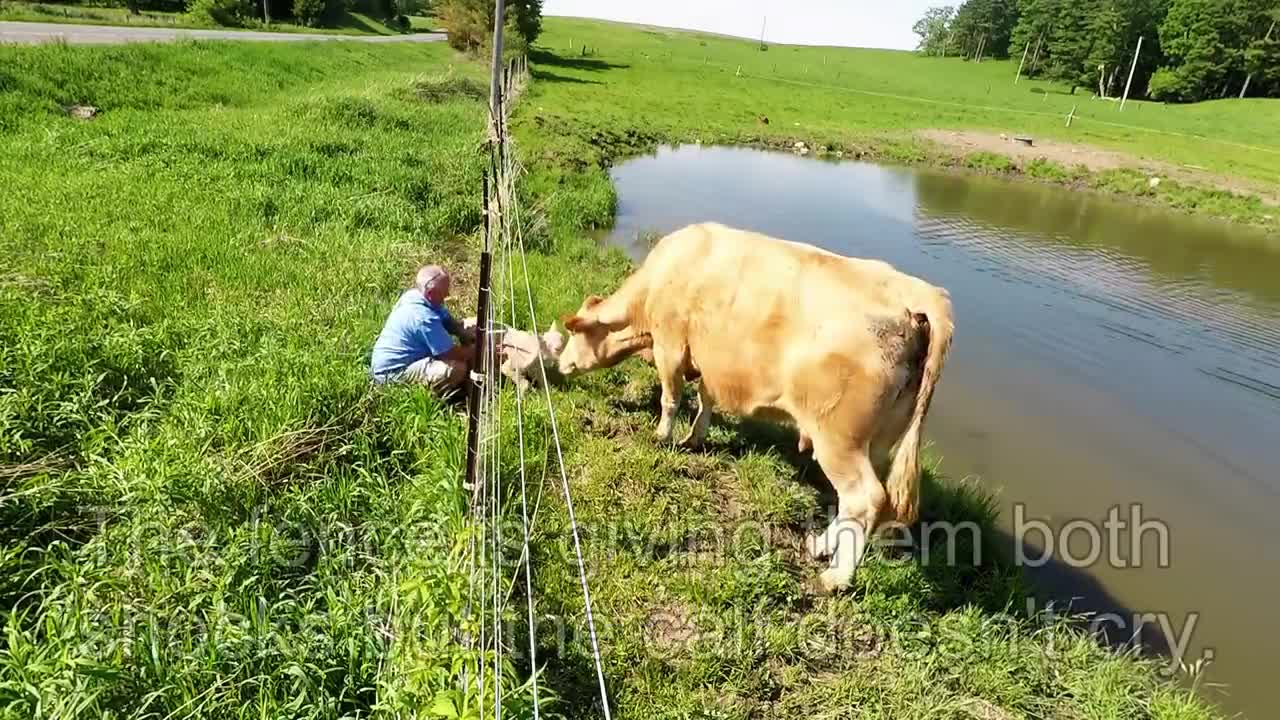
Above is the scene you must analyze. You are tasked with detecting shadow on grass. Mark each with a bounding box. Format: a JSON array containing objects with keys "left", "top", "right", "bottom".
[
  {"left": 598, "top": 364, "right": 1179, "bottom": 640},
  {"left": 529, "top": 48, "right": 630, "bottom": 73},
  {"left": 1029, "top": 86, "right": 1078, "bottom": 96},
  {"left": 531, "top": 69, "right": 605, "bottom": 86},
  {"left": 630, "top": 385, "right": 1175, "bottom": 658},
  {"left": 0, "top": 468, "right": 108, "bottom": 615}
]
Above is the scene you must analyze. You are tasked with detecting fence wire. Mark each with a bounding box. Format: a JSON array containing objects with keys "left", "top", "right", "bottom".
[{"left": 461, "top": 48, "right": 612, "bottom": 719}]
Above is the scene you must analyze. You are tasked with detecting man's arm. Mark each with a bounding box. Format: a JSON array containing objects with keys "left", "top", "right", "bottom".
[{"left": 442, "top": 309, "right": 477, "bottom": 344}]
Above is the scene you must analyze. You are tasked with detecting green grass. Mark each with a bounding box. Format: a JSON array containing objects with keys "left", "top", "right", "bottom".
[
  {"left": 0, "top": 21, "right": 1231, "bottom": 720},
  {"left": 515, "top": 17, "right": 1279, "bottom": 230},
  {"left": 0, "top": 1, "right": 407, "bottom": 35},
  {"left": 407, "top": 13, "right": 442, "bottom": 33},
  {"left": 502, "top": 16, "right": 1231, "bottom": 719},
  {"left": 0, "top": 39, "right": 538, "bottom": 718}
]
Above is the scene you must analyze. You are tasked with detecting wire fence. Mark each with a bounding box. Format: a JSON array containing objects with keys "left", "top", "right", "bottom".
[{"left": 459, "top": 22, "right": 612, "bottom": 717}]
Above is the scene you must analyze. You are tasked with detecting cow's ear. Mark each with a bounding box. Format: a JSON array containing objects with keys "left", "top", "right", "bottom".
[
  {"left": 583, "top": 295, "right": 604, "bottom": 309},
  {"left": 563, "top": 314, "right": 593, "bottom": 333}
]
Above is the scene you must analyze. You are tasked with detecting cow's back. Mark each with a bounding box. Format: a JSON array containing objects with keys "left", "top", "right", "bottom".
[
  {"left": 636, "top": 223, "right": 937, "bottom": 421},
  {"left": 640, "top": 222, "right": 930, "bottom": 338}
]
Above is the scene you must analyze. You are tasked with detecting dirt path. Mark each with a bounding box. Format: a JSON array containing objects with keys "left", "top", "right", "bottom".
[
  {"left": 0, "top": 20, "right": 445, "bottom": 44},
  {"left": 919, "top": 129, "right": 1279, "bottom": 206}
]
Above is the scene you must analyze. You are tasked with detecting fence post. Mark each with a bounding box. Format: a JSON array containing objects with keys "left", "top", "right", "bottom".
[
  {"left": 1120, "top": 36, "right": 1144, "bottom": 111},
  {"left": 464, "top": 174, "right": 494, "bottom": 499}
]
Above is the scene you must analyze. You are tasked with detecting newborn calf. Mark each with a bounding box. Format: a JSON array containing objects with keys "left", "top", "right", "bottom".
[{"left": 495, "top": 322, "right": 565, "bottom": 392}]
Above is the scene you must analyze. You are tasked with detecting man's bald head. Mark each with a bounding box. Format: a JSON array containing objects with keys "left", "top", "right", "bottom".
[{"left": 415, "top": 265, "right": 451, "bottom": 304}]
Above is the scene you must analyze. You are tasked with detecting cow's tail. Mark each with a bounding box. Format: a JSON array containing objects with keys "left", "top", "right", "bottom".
[{"left": 884, "top": 288, "right": 954, "bottom": 526}]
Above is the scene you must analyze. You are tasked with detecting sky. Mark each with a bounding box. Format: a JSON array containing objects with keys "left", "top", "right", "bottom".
[{"left": 541, "top": 0, "right": 935, "bottom": 52}]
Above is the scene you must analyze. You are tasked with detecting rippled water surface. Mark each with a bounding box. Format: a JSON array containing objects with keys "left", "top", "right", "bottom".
[{"left": 602, "top": 144, "right": 1280, "bottom": 719}]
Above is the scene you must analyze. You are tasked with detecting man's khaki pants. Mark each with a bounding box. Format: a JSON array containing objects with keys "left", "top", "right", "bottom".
[{"left": 381, "top": 356, "right": 467, "bottom": 394}]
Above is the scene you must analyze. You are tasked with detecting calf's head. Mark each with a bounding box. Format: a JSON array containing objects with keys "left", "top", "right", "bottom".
[{"left": 558, "top": 295, "right": 650, "bottom": 376}]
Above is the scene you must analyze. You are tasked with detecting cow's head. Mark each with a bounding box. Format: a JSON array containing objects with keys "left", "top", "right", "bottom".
[{"left": 558, "top": 295, "right": 650, "bottom": 376}]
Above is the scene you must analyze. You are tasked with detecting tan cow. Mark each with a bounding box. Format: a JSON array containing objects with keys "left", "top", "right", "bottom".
[{"left": 557, "top": 222, "right": 955, "bottom": 594}]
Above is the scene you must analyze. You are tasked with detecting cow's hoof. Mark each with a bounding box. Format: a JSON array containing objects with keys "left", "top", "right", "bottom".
[
  {"left": 815, "top": 569, "right": 852, "bottom": 596},
  {"left": 805, "top": 533, "right": 831, "bottom": 560}
]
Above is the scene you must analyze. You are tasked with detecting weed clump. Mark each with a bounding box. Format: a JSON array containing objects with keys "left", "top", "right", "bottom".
[{"left": 409, "top": 74, "right": 487, "bottom": 103}]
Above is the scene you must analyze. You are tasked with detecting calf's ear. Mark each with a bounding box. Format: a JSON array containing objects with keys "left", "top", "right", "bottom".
[{"left": 583, "top": 295, "right": 604, "bottom": 309}]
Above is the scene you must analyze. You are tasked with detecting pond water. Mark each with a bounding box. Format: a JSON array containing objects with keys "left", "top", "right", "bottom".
[{"left": 601, "top": 144, "right": 1280, "bottom": 718}]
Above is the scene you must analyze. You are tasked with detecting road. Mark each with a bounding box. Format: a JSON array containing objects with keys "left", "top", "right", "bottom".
[{"left": 0, "top": 20, "right": 446, "bottom": 45}]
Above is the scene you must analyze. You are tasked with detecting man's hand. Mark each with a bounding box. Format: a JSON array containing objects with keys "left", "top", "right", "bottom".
[
  {"left": 440, "top": 342, "right": 474, "bottom": 365},
  {"left": 445, "top": 315, "right": 478, "bottom": 344},
  {"left": 458, "top": 317, "right": 478, "bottom": 344}
]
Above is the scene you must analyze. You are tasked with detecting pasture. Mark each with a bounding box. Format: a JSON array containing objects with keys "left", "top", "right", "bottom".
[
  {"left": 0, "top": 39, "right": 506, "bottom": 717},
  {"left": 0, "top": 18, "right": 1234, "bottom": 720},
  {"left": 518, "top": 17, "right": 1280, "bottom": 234},
  {"left": 0, "top": 0, "right": 427, "bottom": 35}
]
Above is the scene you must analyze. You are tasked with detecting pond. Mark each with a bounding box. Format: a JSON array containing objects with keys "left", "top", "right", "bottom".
[{"left": 601, "top": 144, "right": 1280, "bottom": 719}]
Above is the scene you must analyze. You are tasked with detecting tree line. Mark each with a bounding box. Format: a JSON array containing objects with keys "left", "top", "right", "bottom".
[
  {"left": 24, "top": 0, "right": 543, "bottom": 49},
  {"left": 912, "top": 0, "right": 1280, "bottom": 101},
  {"left": 34, "top": 0, "right": 427, "bottom": 30}
]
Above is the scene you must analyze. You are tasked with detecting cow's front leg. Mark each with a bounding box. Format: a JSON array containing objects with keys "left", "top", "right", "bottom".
[
  {"left": 651, "top": 344, "right": 684, "bottom": 444},
  {"left": 679, "top": 382, "right": 713, "bottom": 450}
]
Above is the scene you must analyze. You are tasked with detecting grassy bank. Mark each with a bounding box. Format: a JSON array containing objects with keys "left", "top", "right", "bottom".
[
  {"left": 516, "top": 17, "right": 1279, "bottom": 232},
  {"left": 504, "top": 17, "right": 1232, "bottom": 719},
  {"left": 0, "top": 28, "right": 1228, "bottom": 720},
  {"left": 0, "top": 39, "right": 525, "bottom": 717},
  {"left": 0, "top": 1, "right": 421, "bottom": 35}
]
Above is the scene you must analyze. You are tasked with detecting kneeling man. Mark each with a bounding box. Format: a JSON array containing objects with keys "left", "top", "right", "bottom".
[{"left": 370, "top": 264, "right": 475, "bottom": 397}]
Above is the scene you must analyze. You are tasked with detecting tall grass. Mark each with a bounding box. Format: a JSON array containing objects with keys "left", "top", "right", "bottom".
[
  {"left": 0, "top": 40, "right": 540, "bottom": 718},
  {"left": 0, "top": 1, "right": 405, "bottom": 35}
]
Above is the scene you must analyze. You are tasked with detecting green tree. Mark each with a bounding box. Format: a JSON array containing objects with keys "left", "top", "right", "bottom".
[
  {"left": 437, "top": 0, "right": 541, "bottom": 54},
  {"left": 1085, "top": 0, "right": 1168, "bottom": 96},
  {"left": 1009, "top": 0, "right": 1165, "bottom": 95},
  {"left": 950, "top": 0, "right": 1019, "bottom": 59},
  {"left": 1009, "top": 0, "right": 1057, "bottom": 76},
  {"left": 292, "top": 0, "right": 324, "bottom": 25},
  {"left": 1149, "top": 0, "right": 1258, "bottom": 100},
  {"left": 1240, "top": 6, "right": 1280, "bottom": 96},
  {"left": 913, "top": 5, "right": 957, "bottom": 55}
]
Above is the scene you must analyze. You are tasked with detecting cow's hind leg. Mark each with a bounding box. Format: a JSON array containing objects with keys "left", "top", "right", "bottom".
[
  {"left": 809, "top": 438, "right": 886, "bottom": 594},
  {"left": 679, "top": 382, "right": 713, "bottom": 449},
  {"left": 651, "top": 344, "right": 686, "bottom": 444}
]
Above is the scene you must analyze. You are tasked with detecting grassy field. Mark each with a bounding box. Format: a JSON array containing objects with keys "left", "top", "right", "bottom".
[
  {"left": 516, "top": 17, "right": 1280, "bottom": 232},
  {"left": 0, "top": 1, "right": 424, "bottom": 35},
  {"left": 0, "top": 20, "right": 1231, "bottom": 720},
  {"left": 0, "top": 39, "right": 518, "bottom": 717}
]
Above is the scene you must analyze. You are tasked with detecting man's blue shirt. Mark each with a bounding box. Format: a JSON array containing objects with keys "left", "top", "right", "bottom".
[{"left": 370, "top": 289, "right": 456, "bottom": 376}]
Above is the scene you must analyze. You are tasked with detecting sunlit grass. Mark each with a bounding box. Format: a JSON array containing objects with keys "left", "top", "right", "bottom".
[
  {"left": 0, "top": 39, "right": 541, "bottom": 718},
  {"left": 0, "top": 23, "right": 1233, "bottom": 720}
]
